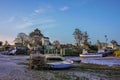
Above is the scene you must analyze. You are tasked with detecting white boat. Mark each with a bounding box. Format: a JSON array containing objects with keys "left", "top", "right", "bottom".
[
  {"left": 80, "top": 54, "right": 103, "bottom": 58},
  {"left": 45, "top": 54, "right": 62, "bottom": 59},
  {"left": 80, "top": 49, "right": 103, "bottom": 58}
]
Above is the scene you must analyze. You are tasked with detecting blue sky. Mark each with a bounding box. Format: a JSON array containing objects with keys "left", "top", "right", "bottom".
[{"left": 0, "top": 0, "right": 120, "bottom": 44}]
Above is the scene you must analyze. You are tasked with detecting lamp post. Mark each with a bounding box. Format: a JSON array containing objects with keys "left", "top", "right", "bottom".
[{"left": 105, "top": 35, "right": 108, "bottom": 48}]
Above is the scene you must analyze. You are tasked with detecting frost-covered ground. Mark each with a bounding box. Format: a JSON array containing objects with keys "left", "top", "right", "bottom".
[{"left": 0, "top": 54, "right": 120, "bottom": 80}]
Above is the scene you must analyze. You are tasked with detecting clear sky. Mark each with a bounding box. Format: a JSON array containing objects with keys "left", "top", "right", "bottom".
[{"left": 0, "top": 0, "right": 120, "bottom": 44}]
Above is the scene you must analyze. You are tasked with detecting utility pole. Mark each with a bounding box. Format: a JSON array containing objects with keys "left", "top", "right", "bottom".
[{"left": 105, "top": 35, "right": 108, "bottom": 48}]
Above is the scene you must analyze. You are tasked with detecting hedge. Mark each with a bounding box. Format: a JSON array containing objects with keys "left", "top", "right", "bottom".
[{"left": 114, "top": 50, "right": 120, "bottom": 57}]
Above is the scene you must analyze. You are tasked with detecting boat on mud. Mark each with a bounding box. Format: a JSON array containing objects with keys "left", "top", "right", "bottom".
[
  {"left": 45, "top": 54, "right": 73, "bottom": 69},
  {"left": 46, "top": 60, "right": 73, "bottom": 69},
  {"left": 80, "top": 53, "right": 103, "bottom": 58},
  {"left": 80, "top": 51, "right": 114, "bottom": 58},
  {"left": 80, "top": 48, "right": 114, "bottom": 58}
]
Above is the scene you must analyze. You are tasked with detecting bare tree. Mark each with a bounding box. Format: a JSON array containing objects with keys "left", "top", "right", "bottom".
[
  {"left": 73, "top": 28, "right": 83, "bottom": 47},
  {"left": 14, "top": 33, "right": 30, "bottom": 46},
  {"left": 82, "top": 32, "right": 89, "bottom": 41},
  {"left": 97, "top": 40, "right": 102, "bottom": 50},
  {"left": 111, "top": 40, "right": 118, "bottom": 49},
  {"left": 82, "top": 31, "right": 89, "bottom": 49}
]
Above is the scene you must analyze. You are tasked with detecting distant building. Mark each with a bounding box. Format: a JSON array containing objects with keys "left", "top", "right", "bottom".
[
  {"left": 52, "top": 40, "right": 61, "bottom": 49},
  {"left": 14, "top": 28, "right": 51, "bottom": 48},
  {"left": 101, "top": 42, "right": 108, "bottom": 49},
  {"left": 41, "top": 37, "right": 50, "bottom": 46},
  {"left": 107, "top": 44, "right": 120, "bottom": 50},
  {"left": 96, "top": 41, "right": 108, "bottom": 49},
  {"left": 61, "top": 44, "right": 75, "bottom": 49}
]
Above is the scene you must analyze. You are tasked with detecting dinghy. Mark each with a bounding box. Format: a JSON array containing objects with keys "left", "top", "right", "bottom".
[
  {"left": 45, "top": 54, "right": 73, "bottom": 69},
  {"left": 46, "top": 60, "right": 73, "bottom": 69}
]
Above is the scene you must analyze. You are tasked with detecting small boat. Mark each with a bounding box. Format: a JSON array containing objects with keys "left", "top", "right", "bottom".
[
  {"left": 80, "top": 54, "right": 103, "bottom": 58},
  {"left": 45, "top": 54, "right": 62, "bottom": 59},
  {"left": 45, "top": 54, "right": 73, "bottom": 69},
  {"left": 47, "top": 60, "right": 73, "bottom": 69}
]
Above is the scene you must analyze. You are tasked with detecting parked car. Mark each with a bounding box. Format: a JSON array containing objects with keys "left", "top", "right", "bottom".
[
  {"left": 8, "top": 48, "right": 16, "bottom": 55},
  {"left": 15, "top": 46, "right": 28, "bottom": 55}
]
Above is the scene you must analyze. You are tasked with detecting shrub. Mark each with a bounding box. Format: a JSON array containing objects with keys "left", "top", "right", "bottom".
[
  {"left": 89, "top": 45, "right": 98, "bottom": 51},
  {"left": 0, "top": 47, "right": 4, "bottom": 51},
  {"left": 114, "top": 50, "right": 120, "bottom": 57},
  {"left": 64, "top": 49, "right": 80, "bottom": 56}
]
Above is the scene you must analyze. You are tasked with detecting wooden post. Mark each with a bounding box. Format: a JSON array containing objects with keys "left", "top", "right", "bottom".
[
  {"left": 54, "top": 50, "right": 55, "bottom": 54},
  {"left": 48, "top": 49, "right": 50, "bottom": 54},
  {"left": 60, "top": 49, "right": 62, "bottom": 56},
  {"left": 63, "top": 48, "right": 65, "bottom": 56},
  {"left": 56, "top": 49, "right": 57, "bottom": 55},
  {"left": 54, "top": 49, "right": 55, "bottom": 54},
  {"left": 51, "top": 49, "right": 52, "bottom": 54},
  {"left": 29, "top": 53, "right": 33, "bottom": 70}
]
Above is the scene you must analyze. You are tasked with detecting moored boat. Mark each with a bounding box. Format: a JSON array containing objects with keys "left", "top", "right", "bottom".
[
  {"left": 45, "top": 54, "right": 73, "bottom": 69},
  {"left": 46, "top": 60, "right": 73, "bottom": 69},
  {"left": 45, "top": 54, "right": 62, "bottom": 59},
  {"left": 80, "top": 54, "right": 103, "bottom": 58}
]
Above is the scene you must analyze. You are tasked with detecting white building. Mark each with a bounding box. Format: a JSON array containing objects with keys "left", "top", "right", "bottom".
[{"left": 42, "top": 37, "right": 50, "bottom": 46}]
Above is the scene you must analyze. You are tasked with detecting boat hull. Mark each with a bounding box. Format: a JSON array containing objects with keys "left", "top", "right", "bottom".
[
  {"left": 45, "top": 54, "right": 73, "bottom": 69},
  {"left": 80, "top": 54, "right": 103, "bottom": 58},
  {"left": 47, "top": 61, "right": 73, "bottom": 69}
]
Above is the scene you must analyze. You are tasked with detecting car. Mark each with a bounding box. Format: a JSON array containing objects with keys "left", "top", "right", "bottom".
[
  {"left": 8, "top": 48, "right": 16, "bottom": 55},
  {"left": 15, "top": 46, "right": 28, "bottom": 55}
]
